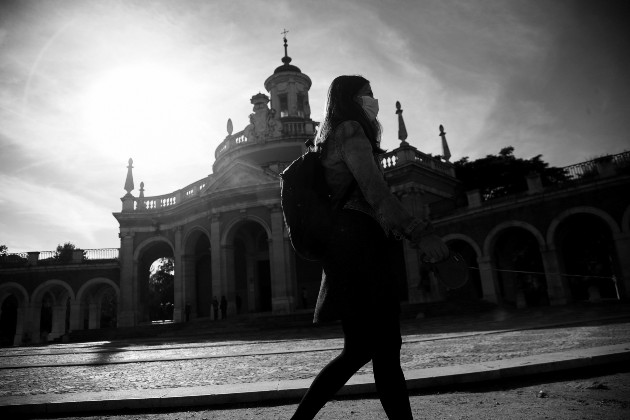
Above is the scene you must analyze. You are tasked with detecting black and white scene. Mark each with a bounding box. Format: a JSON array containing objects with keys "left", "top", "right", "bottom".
[{"left": 1, "top": 0, "right": 629, "bottom": 419}]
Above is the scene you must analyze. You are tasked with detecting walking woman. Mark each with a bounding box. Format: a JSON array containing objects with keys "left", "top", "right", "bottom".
[{"left": 290, "top": 75, "right": 448, "bottom": 419}]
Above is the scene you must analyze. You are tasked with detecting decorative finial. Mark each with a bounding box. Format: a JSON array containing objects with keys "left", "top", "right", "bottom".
[
  {"left": 439, "top": 125, "right": 451, "bottom": 162},
  {"left": 138, "top": 181, "right": 146, "bottom": 210},
  {"left": 227, "top": 118, "right": 233, "bottom": 135},
  {"left": 281, "top": 28, "right": 292, "bottom": 65},
  {"left": 396, "top": 101, "right": 409, "bottom": 146},
  {"left": 124, "top": 158, "right": 134, "bottom": 196}
]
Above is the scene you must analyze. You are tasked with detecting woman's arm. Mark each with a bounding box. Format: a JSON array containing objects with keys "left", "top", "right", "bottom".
[{"left": 336, "top": 121, "right": 430, "bottom": 238}]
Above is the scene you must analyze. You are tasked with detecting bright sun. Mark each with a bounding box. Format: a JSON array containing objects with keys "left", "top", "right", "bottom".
[{"left": 82, "top": 63, "right": 202, "bottom": 161}]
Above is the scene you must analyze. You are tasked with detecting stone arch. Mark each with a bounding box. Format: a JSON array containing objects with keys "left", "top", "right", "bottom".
[
  {"left": 0, "top": 282, "right": 30, "bottom": 346},
  {"left": 442, "top": 233, "right": 483, "bottom": 299},
  {"left": 221, "top": 214, "right": 272, "bottom": 246},
  {"left": 483, "top": 220, "right": 546, "bottom": 257},
  {"left": 75, "top": 278, "right": 120, "bottom": 331},
  {"left": 183, "top": 225, "right": 211, "bottom": 253},
  {"left": 31, "top": 279, "right": 75, "bottom": 305},
  {"left": 134, "top": 235, "right": 175, "bottom": 261},
  {"left": 221, "top": 215, "right": 272, "bottom": 314},
  {"left": 442, "top": 233, "right": 482, "bottom": 258},
  {"left": 76, "top": 277, "right": 120, "bottom": 303},
  {"left": 183, "top": 226, "right": 212, "bottom": 319},
  {"left": 0, "top": 282, "right": 29, "bottom": 307},
  {"left": 31, "top": 279, "right": 75, "bottom": 343},
  {"left": 547, "top": 206, "right": 621, "bottom": 250},
  {"left": 483, "top": 221, "right": 549, "bottom": 307},
  {"left": 548, "top": 206, "right": 620, "bottom": 302},
  {"left": 133, "top": 236, "right": 175, "bottom": 324}
]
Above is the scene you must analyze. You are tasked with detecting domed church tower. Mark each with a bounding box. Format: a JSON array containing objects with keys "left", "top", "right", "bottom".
[
  {"left": 212, "top": 31, "right": 316, "bottom": 173},
  {"left": 264, "top": 31, "right": 312, "bottom": 121}
]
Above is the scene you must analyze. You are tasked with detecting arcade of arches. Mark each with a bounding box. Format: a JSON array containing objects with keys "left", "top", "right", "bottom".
[{"left": 1, "top": 39, "right": 629, "bottom": 345}]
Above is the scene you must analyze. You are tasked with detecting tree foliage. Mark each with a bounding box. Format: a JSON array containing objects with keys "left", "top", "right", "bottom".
[
  {"left": 149, "top": 258, "right": 174, "bottom": 301},
  {"left": 453, "top": 146, "right": 569, "bottom": 200},
  {"left": 0, "top": 245, "right": 7, "bottom": 256},
  {"left": 54, "top": 242, "right": 85, "bottom": 262}
]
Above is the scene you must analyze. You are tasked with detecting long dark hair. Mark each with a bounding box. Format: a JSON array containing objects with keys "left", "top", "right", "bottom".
[{"left": 316, "top": 75, "right": 383, "bottom": 153}]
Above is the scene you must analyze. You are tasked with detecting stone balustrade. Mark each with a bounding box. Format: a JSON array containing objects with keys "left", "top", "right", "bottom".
[
  {"left": 136, "top": 178, "right": 207, "bottom": 212},
  {"left": 0, "top": 248, "right": 120, "bottom": 268},
  {"left": 380, "top": 147, "right": 456, "bottom": 177},
  {"left": 214, "top": 121, "right": 316, "bottom": 160}
]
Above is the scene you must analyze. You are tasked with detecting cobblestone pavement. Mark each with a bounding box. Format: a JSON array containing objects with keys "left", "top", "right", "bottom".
[{"left": 1, "top": 303, "right": 629, "bottom": 399}]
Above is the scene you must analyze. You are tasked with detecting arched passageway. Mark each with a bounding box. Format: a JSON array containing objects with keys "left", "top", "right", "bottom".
[
  {"left": 0, "top": 295, "right": 18, "bottom": 346},
  {"left": 231, "top": 221, "right": 271, "bottom": 314},
  {"left": 445, "top": 239, "right": 482, "bottom": 300},
  {"left": 185, "top": 231, "right": 212, "bottom": 319},
  {"left": 136, "top": 241, "right": 174, "bottom": 323},
  {"left": 555, "top": 213, "right": 619, "bottom": 301},
  {"left": 31, "top": 280, "right": 74, "bottom": 343},
  {"left": 492, "top": 227, "right": 549, "bottom": 307}
]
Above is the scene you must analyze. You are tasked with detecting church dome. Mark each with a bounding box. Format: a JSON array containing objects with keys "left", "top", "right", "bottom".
[{"left": 274, "top": 56, "right": 301, "bottom": 74}]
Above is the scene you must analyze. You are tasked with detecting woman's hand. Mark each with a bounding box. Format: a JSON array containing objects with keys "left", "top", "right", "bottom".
[{"left": 415, "top": 234, "right": 449, "bottom": 262}]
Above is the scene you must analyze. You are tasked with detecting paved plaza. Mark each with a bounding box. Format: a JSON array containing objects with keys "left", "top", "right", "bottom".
[{"left": 1, "top": 302, "right": 629, "bottom": 417}]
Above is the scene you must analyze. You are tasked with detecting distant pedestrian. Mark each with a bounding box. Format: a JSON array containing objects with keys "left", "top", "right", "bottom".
[
  {"left": 160, "top": 302, "right": 165, "bottom": 323},
  {"left": 220, "top": 295, "right": 228, "bottom": 319},
  {"left": 212, "top": 296, "right": 219, "bottom": 320},
  {"left": 185, "top": 302, "right": 191, "bottom": 322}
]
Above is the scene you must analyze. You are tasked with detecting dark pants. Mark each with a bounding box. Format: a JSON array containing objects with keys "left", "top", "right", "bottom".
[
  {"left": 291, "top": 315, "right": 412, "bottom": 419},
  {"left": 294, "top": 210, "right": 412, "bottom": 419}
]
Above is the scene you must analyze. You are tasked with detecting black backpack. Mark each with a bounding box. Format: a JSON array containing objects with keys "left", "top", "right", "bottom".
[{"left": 280, "top": 143, "right": 333, "bottom": 261}]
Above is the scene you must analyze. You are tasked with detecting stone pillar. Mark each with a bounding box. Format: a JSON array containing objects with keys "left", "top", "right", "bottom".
[
  {"left": 88, "top": 302, "right": 99, "bottom": 329},
  {"left": 540, "top": 248, "right": 569, "bottom": 305},
  {"left": 405, "top": 245, "right": 423, "bottom": 304},
  {"left": 13, "top": 306, "right": 24, "bottom": 346},
  {"left": 477, "top": 256, "right": 500, "bottom": 303},
  {"left": 270, "top": 206, "right": 293, "bottom": 313},
  {"left": 210, "top": 214, "right": 223, "bottom": 317},
  {"left": 181, "top": 255, "right": 197, "bottom": 320},
  {"left": 173, "top": 227, "right": 184, "bottom": 322},
  {"left": 29, "top": 304, "right": 42, "bottom": 344},
  {"left": 70, "top": 302, "right": 83, "bottom": 331},
  {"left": 118, "top": 232, "right": 136, "bottom": 327},
  {"left": 613, "top": 232, "right": 630, "bottom": 299},
  {"left": 49, "top": 303, "right": 66, "bottom": 340}
]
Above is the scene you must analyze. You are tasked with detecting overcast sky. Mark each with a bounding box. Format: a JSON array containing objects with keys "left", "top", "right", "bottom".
[{"left": 1, "top": 0, "right": 628, "bottom": 253}]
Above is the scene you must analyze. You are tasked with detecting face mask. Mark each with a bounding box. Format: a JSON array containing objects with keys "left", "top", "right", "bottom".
[{"left": 360, "top": 96, "right": 379, "bottom": 120}]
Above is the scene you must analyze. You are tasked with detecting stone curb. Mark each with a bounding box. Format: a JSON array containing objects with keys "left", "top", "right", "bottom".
[{"left": 1, "top": 343, "right": 628, "bottom": 417}]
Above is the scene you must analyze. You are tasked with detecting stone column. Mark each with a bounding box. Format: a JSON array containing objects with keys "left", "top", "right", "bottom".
[
  {"left": 29, "top": 304, "right": 42, "bottom": 344},
  {"left": 404, "top": 245, "right": 423, "bottom": 304},
  {"left": 69, "top": 302, "right": 82, "bottom": 331},
  {"left": 613, "top": 232, "right": 630, "bottom": 299},
  {"left": 88, "top": 302, "right": 99, "bottom": 329},
  {"left": 173, "top": 227, "right": 184, "bottom": 322},
  {"left": 181, "top": 255, "right": 197, "bottom": 320},
  {"left": 13, "top": 306, "right": 24, "bottom": 346},
  {"left": 210, "top": 214, "right": 223, "bottom": 318},
  {"left": 477, "top": 256, "right": 500, "bottom": 303},
  {"left": 118, "top": 232, "right": 136, "bottom": 327},
  {"left": 49, "top": 303, "right": 66, "bottom": 340},
  {"left": 223, "top": 245, "right": 235, "bottom": 317},
  {"left": 270, "top": 206, "right": 293, "bottom": 313},
  {"left": 540, "top": 248, "right": 569, "bottom": 305}
]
